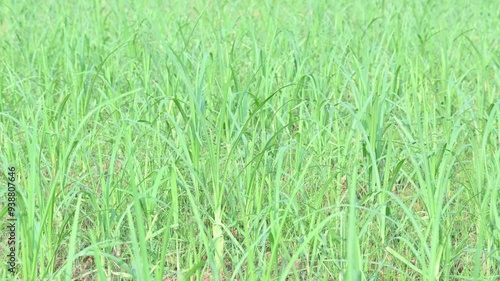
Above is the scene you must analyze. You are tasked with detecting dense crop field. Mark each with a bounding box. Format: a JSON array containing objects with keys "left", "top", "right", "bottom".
[{"left": 1, "top": 0, "right": 499, "bottom": 280}]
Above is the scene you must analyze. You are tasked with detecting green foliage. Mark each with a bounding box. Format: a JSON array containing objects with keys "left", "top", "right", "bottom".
[{"left": 0, "top": 0, "right": 498, "bottom": 280}]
